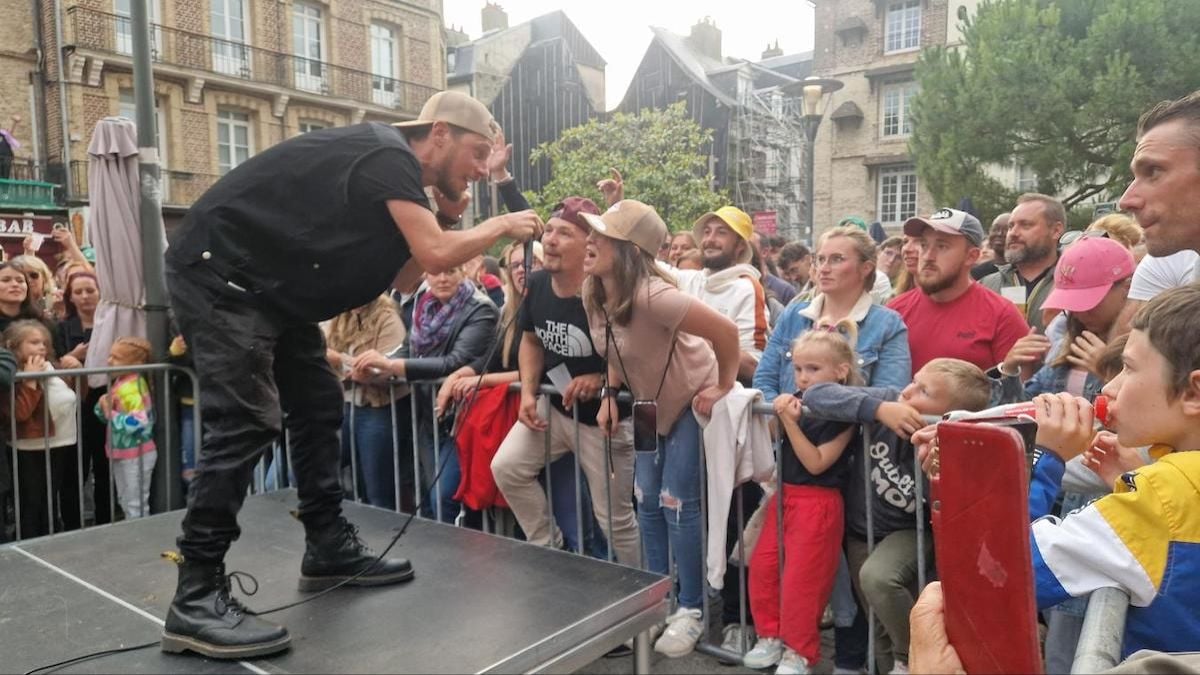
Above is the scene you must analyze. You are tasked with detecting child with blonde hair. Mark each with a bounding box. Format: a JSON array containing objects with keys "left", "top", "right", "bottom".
[
  {"left": 744, "top": 321, "right": 862, "bottom": 674},
  {"left": 3, "top": 320, "right": 79, "bottom": 536},
  {"left": 96, "top": 336, "right": 156, "bottom": 518}
]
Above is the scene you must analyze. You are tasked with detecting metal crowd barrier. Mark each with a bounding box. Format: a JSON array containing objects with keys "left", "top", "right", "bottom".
[
  {"left": 2, "top": 368, "right": 1130, "bottom": 671},
  {"left": 4, "top": 363, "right": 201, "bottom": 541}
]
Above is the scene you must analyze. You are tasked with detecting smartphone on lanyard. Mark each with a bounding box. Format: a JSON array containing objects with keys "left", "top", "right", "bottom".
[{"left": 632, "top": 400, "right": 658, "bottom": 453}]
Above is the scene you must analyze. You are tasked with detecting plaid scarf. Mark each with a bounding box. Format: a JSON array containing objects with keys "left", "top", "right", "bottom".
[{"left": 409, "top": 281, "right": 474, "bottom": 356}]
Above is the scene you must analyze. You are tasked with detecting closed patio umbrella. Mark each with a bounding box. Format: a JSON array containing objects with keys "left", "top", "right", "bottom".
[{"left": 84, "top": 116, "right": 163, "bottom": 386}]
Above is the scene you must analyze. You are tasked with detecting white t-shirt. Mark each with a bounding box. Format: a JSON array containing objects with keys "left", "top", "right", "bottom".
[{"left": 1127, "top": 250, "right": 1200, "bottom": 301}]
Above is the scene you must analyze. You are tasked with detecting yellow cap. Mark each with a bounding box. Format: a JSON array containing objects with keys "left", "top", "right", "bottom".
[{"left": 693, "top": 206, "right": 755, "bottom": 265}]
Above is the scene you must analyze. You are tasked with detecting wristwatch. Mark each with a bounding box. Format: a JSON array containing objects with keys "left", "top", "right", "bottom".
[
  {"left": 436, "top": 211, "right": 461, "bottom": 228},
  {"left": 598, "top": 386, "right": 622, "bottom": 399}
]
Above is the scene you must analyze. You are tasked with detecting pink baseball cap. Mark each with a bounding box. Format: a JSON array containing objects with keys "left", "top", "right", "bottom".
[{"left": 1042, "top": 237, "right": 1134, "bottom": 312}]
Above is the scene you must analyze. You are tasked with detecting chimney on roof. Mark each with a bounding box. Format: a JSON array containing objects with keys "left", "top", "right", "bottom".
[
  {"left": 762, "top": 40, "right": 783, "bottom": 59},
  {"left": 687, "top": 16, "right": 722, "bottom": 61},
  {"left": 482, "top": 2, "right": 508, "bottom": 32},
  {"left": 445, "top": 24, "right": 470, "bottom": 47}
]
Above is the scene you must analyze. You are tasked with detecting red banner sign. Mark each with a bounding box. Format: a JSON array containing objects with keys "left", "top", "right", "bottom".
[{"left": 752, "top": 210, "right": 778, "bottom": 235}]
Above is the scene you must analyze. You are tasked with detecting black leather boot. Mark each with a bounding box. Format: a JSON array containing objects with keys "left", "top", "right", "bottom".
[
  {"left": 161, "top": 560, "right": 291, "bottom": 659},
  {"left": 298, "top": 517, "right": 414, "bottom": 592}
]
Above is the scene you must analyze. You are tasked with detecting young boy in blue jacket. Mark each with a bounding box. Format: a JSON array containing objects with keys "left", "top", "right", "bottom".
[
  {"left": 1021, "top": 284, "right": 1200, "bottom": 657},
  {"left": 803, "top": 357, "right": 991, "bottom": 673}
]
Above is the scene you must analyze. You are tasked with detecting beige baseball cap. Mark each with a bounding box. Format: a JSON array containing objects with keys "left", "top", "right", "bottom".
[
  {"left": 581, "top": 200, "right": 669, "bottom": 257},
  {"left": 393, "top": 91, "right": 498, "bottom": 142}
]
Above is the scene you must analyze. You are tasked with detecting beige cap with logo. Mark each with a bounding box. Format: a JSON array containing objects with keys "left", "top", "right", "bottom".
[
  {"left": 393, "top": 91, "right": 498, "bottom": 142},
  {"left": 581, "top": 200, "right": 669, "bottom": 257}
]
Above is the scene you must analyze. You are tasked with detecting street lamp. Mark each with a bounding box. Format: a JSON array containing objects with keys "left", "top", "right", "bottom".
[{"left": 785, "top": 76, "right": 843, "bottom": 243}]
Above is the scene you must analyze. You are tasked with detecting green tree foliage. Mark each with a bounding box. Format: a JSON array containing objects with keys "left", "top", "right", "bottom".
[
  {"left": 526, "top": 102, "right": 726, "bottom": 231},
  {"left": 911, "top": 0, "right": 1200, "bottom": 218}
]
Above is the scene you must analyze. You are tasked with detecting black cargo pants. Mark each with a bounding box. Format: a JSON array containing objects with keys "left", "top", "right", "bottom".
[{"left": 167, "top": 267, "right": 344, "bottom": 563}]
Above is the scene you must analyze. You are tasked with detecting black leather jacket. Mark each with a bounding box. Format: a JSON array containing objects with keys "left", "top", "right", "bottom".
[{"left": 396, "top": 289, "right": 499, "bottom": 381}]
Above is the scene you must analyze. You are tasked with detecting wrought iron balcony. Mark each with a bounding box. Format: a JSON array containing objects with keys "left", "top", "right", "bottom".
[
  {"left": 70, "top": 160, "right": 219, "bottom": 207},
  {"left": 69, "top": 7, "right": 438, "bottom": 115}
]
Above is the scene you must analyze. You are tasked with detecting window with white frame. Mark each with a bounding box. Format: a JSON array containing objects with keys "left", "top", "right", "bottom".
[
  {"left": 884, "top": 0, "right": 921, "bottom": 54},
  {"left": 298, "top": 120, "right": 327, "bottom": 134},
  {"left": 878, "top": 165, "right": 919, "bottom": 225},
  {"left": 292, "top": 2, "right": 326, "bottom": 92},
  {"left": 1015, "top": 163, "right": 1038, "bottom": 192},
  {"left": 881, "top": 81, "right": 918, "bottom": 138},
  {"left": 217, "top": 109, "right": 253, "bottom": 174},
  {"left": 211, "top": 0, "right": 250, "bottom": 77},
  {"left": 114, "top": 0, "right": 162, "bottom": 57},
  {"left": 370, "top": 23, "right": 399, "bottom": 107}
]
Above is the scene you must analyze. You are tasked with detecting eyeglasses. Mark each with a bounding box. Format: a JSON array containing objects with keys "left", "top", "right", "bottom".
[
  {"left": 1059, "top": 230, "right": 1110, "bottom": 247},
  {"left": 814, "top": 253, "right": 850, "bottom": 268}
]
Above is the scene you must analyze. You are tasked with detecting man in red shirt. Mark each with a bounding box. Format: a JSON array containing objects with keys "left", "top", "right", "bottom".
[{"left": 888, "top": 208, "right": 1028, "bottom": 374}]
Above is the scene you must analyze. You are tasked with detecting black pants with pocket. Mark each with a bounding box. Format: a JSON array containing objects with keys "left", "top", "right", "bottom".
[{"left": 167, "top": 267, "right": 345, "bottom": 563}]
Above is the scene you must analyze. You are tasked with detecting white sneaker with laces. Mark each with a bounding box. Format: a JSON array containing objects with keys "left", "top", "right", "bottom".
[
  {"left": 742, "top": 636, "right": 784, "bottom": 669},
  {"left": 775, "top": 647, "right": 811, "bottom": 675},
  {"left": 653, "top": 607, "right": 704, "bottom": 658},
  {"left": 721, "top": 623, "right": 757, "bottom": 655},
  {"left": 888, "top": 661, "right": 909, "bottom": 675}
]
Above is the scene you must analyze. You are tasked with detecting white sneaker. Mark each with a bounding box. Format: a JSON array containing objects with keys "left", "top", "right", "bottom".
[
  {"left": 721, "top": 623, "right": 757, "bottom": 655},
  {"left": 654, "top": 607, "right": 704, "bottom": 658},
  {"left": 775, "top": 648, "right": 811, "bottom": 675},
  {"left": 742, "top": 636, "right": 784, "bottom": 669},
  {"left": 888, "top": 662, "right": 909, "bottom": 675}
]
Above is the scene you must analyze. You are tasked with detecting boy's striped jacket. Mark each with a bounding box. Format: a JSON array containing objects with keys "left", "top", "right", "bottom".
[{"left": 1030, "top": 449, "right": 1200, "bottom": 656}]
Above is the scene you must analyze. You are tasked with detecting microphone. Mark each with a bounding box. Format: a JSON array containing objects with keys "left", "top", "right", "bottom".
[{"left": 523, "top": 237, "right": 533, "bottom": 291}]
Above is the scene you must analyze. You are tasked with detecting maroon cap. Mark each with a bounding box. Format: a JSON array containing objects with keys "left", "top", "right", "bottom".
[{"left": 550, "top": 196, "right": 600, "bottom": 231}]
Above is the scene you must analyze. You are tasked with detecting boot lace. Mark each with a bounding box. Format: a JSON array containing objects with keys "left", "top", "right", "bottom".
[
  {"left": 214, "top": 568, "right": 260, "bottom": 617},
  {"left": 339, "top": 521, "right": 373, "bottom": 556}
]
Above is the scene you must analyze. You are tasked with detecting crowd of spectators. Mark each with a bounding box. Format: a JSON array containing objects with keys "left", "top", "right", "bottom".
[{"left": 6, "top": 90, "right": 1200, "bottom": 675}]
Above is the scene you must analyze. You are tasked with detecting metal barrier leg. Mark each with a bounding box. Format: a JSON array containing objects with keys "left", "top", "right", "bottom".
[
  {"left": 163, "top": 371, "right": 173, "bottom": 511},
  {"left": 74, "top": 376, "right": 85, "bottom": 529},
  {"left": 862, "top": 427, "right": 876, "bottom": 675},
  {"left": 349, "top": 394, "right": 361, "bottom": 503},
  {"left": 432, "top": 387, "right": 443, "bottom": 523},
  {"left": 604, "top": 433, "right": 615, "bottom": 564},
  {"left": 410, "top": 394, "right": 420, "bottom": 515},
  {"left": 572, "top": 406, "right": 584, "bottom": 556},
  {"left": 390, "top": 383, "right": 401, "bottom": 513},
  {"left": 914, "top": 449, "right": 926, "bottom": 592},
  {"left": 634, "top": 630, "right": 652, "bottom": 674},
  {"left": 543, "top": 397, "right": 555, "bottom": 545},
  {"left": 43, "top": 395, "right": 54, "bottom": 533},
  {"left": 1071, "top": 588, "right": 1130, "bottom": 674}
]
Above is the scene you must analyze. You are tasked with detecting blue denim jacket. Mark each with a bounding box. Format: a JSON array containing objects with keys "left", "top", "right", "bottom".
[
  {"left": 994, "top": 362, "right": 1105, "bottom": 404},
  {"left": 753, "top": 293, "right": 912, "bottom": 401}
]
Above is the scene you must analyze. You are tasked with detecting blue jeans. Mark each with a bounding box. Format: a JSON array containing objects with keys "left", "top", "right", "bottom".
[
  {"left": 426, "top": 436, "right": 463, "bottom": 523},
  {"left": 342, "top": 403, "right": 397, "bottom": 510},
  {"left": 635, "top": 409, "right": 704, "bottom": 609}
]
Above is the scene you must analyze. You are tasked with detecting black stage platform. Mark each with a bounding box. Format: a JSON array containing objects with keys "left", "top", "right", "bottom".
[{"left": 1, "top": 490, "right": 670, "bottom": 674}]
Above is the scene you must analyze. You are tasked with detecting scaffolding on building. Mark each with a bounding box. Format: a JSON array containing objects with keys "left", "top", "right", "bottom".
[{"left": 730, "top": 82, "right": 810, "bottom": 245}]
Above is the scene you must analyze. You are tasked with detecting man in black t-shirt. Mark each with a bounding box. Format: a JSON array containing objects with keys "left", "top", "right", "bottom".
[
  {"left": 490, "top": 197, "right": 642, "bottom": 566},
  {"left": 161, "top": 91, "right": 542, "bottom": 659}
]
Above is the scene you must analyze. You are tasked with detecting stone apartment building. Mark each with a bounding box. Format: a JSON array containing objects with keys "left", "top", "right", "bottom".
[
  {"left": 810, "top": 0, "right": 955, "bottom": 237},
  {"left": 2, "top": 0, "right": 445, "bottom": 229}
]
